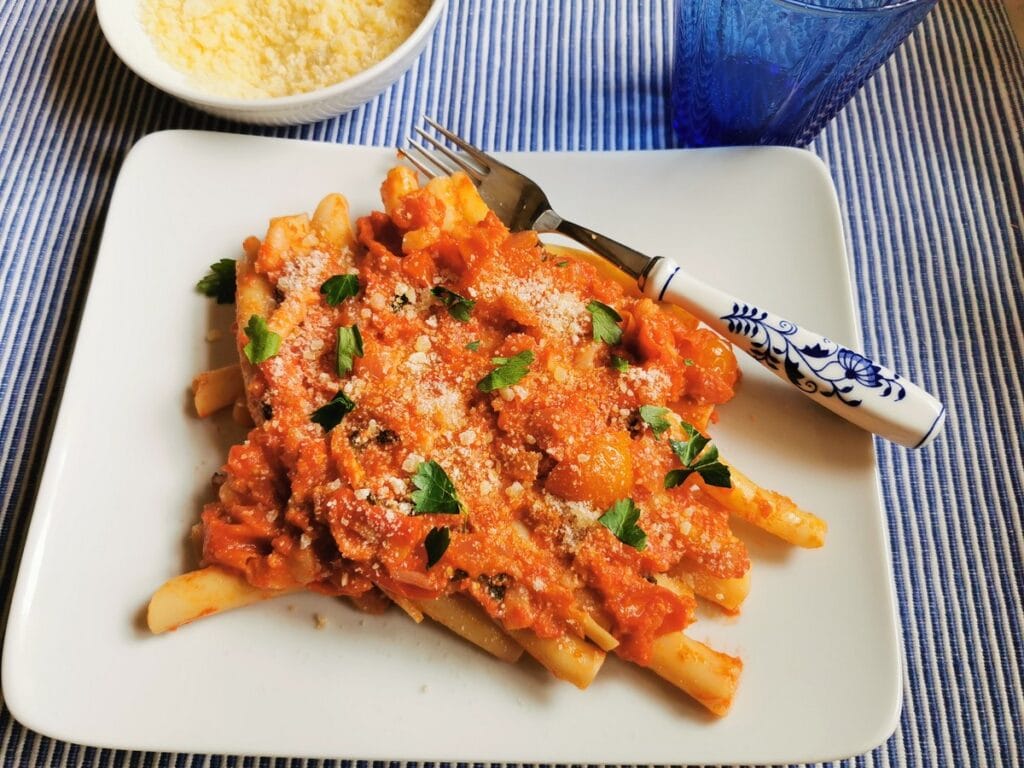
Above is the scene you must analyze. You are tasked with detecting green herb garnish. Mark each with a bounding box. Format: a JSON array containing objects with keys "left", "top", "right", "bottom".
[
  {"left": 684, "top": 357, "right": 695, "bottom": 366},
  {"left": 466, "top": 340, "right": 481, "bottom": 352},
  {"left": 554, "top": 260, "right": 569, "bottom": 268},
  {"left": 242, "top": 315, "right": 281, "bottom": 364},
  {"left": 586, "top": 300, "right": 623, "bottom": 345},
  {"left": 598, "top": 499, "right": 648, "bottom": 551},
  {"left": 664, "top": 421, "right": 731, "bottom": 489},
  {"left": 477, "top": 350, "right": 535, "bottom": 392},
  {"left": 336, "top": 324, "right": 364, "bottom": 376},
  {"left": 431, "top": 286, "right": 476, "bottom": 322},
  {"left": 410, "top": 460, "right": 463, "bottom": 514},
  {"left": 310, "top": 390, "right": 356, "bottom": 432},
  {"left": 196, "top": 258, "right": 236, "bottom": 304},
  {"left": 320, "top": 274, "right": 360, "bottom": 306},
  {"left": 638, "top": 405, "right": 671, "bottom": 439},
  {"left": 425, "top": 526, "right": 451, "bottom": 568},
  {"left": 611, "top": 355, "right": 630, "bottom": 372}
]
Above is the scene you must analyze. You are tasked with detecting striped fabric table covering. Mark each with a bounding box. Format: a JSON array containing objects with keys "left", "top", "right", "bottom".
[{"left": 1, "top": 1, "right": 1022, "bottom": 766}]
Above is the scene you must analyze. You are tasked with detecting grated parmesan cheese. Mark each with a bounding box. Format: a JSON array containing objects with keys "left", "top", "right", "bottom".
[
  {"left": 140, "top": 0, "right": 432, "bottom": 99},
  {"left": 277, "top": 249, "right": 328, "bottom": 294}
]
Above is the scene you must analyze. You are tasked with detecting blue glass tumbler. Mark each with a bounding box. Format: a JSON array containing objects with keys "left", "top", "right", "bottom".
[{"left": 671, "top": 0, "right": 937, "bottom": 147}]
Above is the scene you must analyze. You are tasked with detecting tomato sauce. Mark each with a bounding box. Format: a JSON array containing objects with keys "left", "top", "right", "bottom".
[{"left": 202, "top": 168, "right": 745, "bottom": 665}]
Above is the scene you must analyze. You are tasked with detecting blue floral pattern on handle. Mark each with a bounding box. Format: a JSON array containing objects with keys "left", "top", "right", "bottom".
[{"left": 722, "top": 303, "right": 907, "bottom": 406}]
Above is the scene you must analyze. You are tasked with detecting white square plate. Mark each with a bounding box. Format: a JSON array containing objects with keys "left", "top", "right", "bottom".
[{"left": 2, "top": 131, "right": 900, "bottom": 764}]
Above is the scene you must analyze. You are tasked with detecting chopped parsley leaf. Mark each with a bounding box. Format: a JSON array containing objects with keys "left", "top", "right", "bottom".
[
  {"left": 431, "top": 286, "right": 476, "bottom": 322},
  {"left": 410, "top": 460, "right": 463, "bottom": 514},
  {"left": 242, "top": 315, "right": 281, "bottom": 364},
  {"left": 310, "top": 390, "right": 356, "bottom": 432},
  {"left": 586, "top": 300, "right": 623, "bottom": 345},
  {"left": 465, "top": 340, "right": 481, "bottom": 352},
  {"left": 638, "top": 404, "right": 671, "bottom": 439},
  {"left": 672, "top": 421, "right": 710, "bottom": 465},
  {"left": 598, "top": 499, "right": 648, "bottom": 551},
  {"left": 664, "top": 421, "right": 732, "bottom": 489},
  {"left": 611, "top": 355, "right": 630, "bottom": 372},
  {"left": 684, "top": 357, "right": 695, "bottom": 366},
  {"left": 477, "top": 350, "right": 534, "bottom": 392},
  {"left": 425, "top": 526, "right": 450, "bottom": 568},
  {"left": 336, "top": 324, "right": 364, "bottom": 376},
  {"left": 196, "top": 258, "right": 236, "bottom": 304},
  {"left": 554, "top": 260, "right": 569, "bottom": 268},
  {"left": 320, "top": 274, "right": 360, "bottom": 306}
]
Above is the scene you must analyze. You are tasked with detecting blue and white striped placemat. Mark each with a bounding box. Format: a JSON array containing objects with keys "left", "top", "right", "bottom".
[{"left": 1, "top": 1, "right": 1022, "bottom": 766}]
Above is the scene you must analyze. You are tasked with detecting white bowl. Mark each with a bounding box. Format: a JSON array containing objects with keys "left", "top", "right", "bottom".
[{"left": 95, "top": 0, "right": 446, "bottom": 125}]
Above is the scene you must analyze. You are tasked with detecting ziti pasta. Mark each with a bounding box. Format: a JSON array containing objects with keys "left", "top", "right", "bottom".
[{"left": 159, "top": 167, "right": 827, "bottom": 716}]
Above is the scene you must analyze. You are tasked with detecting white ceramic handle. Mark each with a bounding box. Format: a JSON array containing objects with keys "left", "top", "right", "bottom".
[{"left": 640, "top": 256, "right": 946, "bottom": 448}]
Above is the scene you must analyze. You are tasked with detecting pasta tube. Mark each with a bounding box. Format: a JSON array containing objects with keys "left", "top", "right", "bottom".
[
  {"left": 673, "top": 564, "right": 751, "bottom": 612},
  {"left": 147, "top": 566, "right": 293, "bottom": 634},
  {"left": 192, "top": 364, "right": 245, "bottom": 418},
  {"left": 648, "top": 633, "right": 742, "bottom": 716},
  {"left": 415, "top": 596, "right": 523, "bottom": 663},
  {"left": 508, "top": 629, "right": 606, "bottom": 689},
  {"left": 707, "top": 462, "right": 827, "bottom": 548}
]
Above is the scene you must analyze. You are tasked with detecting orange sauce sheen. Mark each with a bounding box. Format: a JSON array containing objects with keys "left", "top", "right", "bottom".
[{"left": 202, "top": 168, "right": 744, "bottom": 665}]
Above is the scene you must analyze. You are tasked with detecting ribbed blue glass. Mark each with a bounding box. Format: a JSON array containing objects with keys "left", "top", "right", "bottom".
[{"left": 671, "top": 0, "right": 937, "bottom": 147}]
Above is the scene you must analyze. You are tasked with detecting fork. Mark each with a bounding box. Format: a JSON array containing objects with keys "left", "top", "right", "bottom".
[{"left": 404, "top": 118, "right": 945, "bottom": 449}]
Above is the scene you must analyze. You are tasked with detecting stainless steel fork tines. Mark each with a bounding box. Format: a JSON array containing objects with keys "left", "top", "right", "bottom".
[{"left": 405, "top": 116, "right": 578, "bottom": 241}]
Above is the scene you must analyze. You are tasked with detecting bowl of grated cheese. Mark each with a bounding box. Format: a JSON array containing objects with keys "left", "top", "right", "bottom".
[{"left": 95, "top": 0, "right": 446, "bottom": 125}]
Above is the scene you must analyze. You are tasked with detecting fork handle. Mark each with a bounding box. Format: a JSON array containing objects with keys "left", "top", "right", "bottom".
[{"left": 639, "top": 256, "right": 946, "bottom": 448}]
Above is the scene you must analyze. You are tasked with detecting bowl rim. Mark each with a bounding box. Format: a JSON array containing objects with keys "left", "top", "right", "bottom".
[
  {"left": 774, "top": 0, "right": 933, "bottom": 14},
  {"left": 94, "top": 0, "right": 446, "bottom": 111}
]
